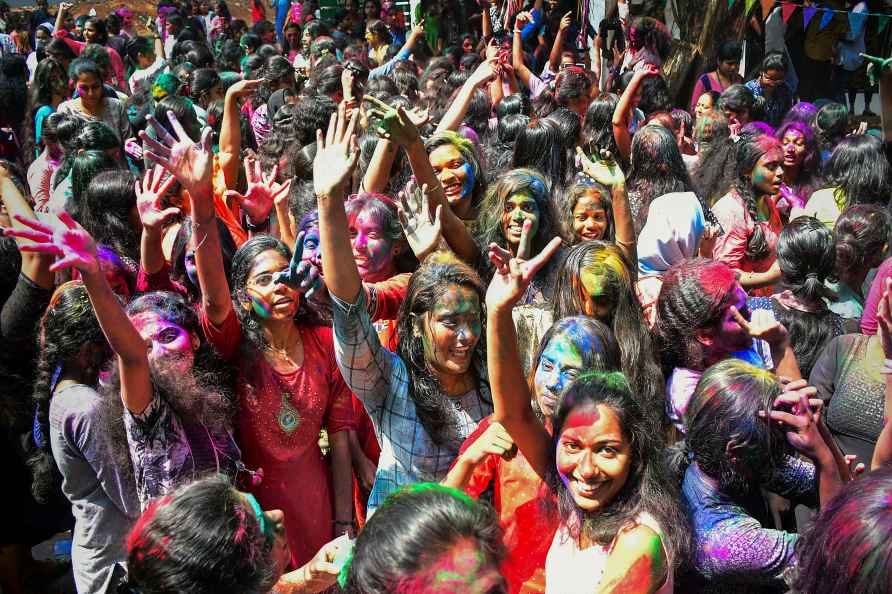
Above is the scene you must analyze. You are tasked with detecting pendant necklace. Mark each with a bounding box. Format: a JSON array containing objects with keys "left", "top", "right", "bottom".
[{"left": 268, "top": 338, "right": 301, "bottom": 435}]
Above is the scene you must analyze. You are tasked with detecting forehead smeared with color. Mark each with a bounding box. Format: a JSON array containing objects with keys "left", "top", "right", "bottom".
[{"left": 694, "top": 261, "right": 736, "bottom": 297}]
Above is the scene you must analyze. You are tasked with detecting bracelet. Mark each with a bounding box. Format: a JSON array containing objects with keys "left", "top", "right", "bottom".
[
  {"left": 514, "top": 29, "right": 523, "bottom": 34},
  {"left": 881, "top": 358, "right": 892, "bottom": 375}
]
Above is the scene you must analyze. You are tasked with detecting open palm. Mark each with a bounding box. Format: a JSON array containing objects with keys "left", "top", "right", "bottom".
[
  {"left": 5, "top": 212, "right": 99, "bottom": 274},
  {"left": 224, "top": 158, "right": 290, "bottom": 223},
  {"left": 136, "top": 165, "right": 180, "bottom": 233},
  {"left": 314, "top": 105, "right": 359, "bottom": 197},
  {"left": 397, "top": 179, "right": 443, "bottom": 261},
  {"left": 140, "top": 111, "right": 214, "bottom": 203}
]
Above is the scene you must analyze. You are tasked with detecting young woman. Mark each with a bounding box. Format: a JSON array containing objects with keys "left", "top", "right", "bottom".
[
  {"left": 711, "top": 133, "right": 784, "bottom": 294},
  {"left": 365, "top": 18, "right": 392, "bottom": 66},
  {"left": 124, "top": 476, "right": 346, "bottom": 594},
  {"left": 689, "top": 41, "right": 743, "bottom": 113},
  {"left": 552, "top": 241, "right": 665, "bottom": 428},
  {"left": 317, "top": 108, "right": 493, "bottom": 512},
  {"left": 655, "top": 258, "right": 800, "bottom": 432},
  {"left": 747, "top": 217, "right": 843, "bottom": 378},
  {"left": 717, "top": 84, "right": 755, "bottom": 129},
  {"left": 681, "top": 360, "right": 847, "bottom": 593},
  {"left": 774, "top": 121, "right": 821, "bottom": 218},
  {"left": 57, "top": 59, "right": 130, "bottom": 144},
  {"left": 30, "top": 282, "right": 139, "bottom": 593},
  {"left": 694, "top": 90, "right": 720, "bottom": 121},
  {"left": 635, "top": 191, "right": 712, "bottom": 328},
  {"left": 484, "top": 243, "right": 688, "bottom": 593},
  {"left": 828, "top": 204, "right": 890, "bottom": 321},
  {"left": 475, "top": 168, "right": 557, "bottom": 305},
  {"left": 26, "top": 112, "right": 69, "bottom": 215},
  {"left": 792, "top": 135, "right": 892, "bottom": 229},
  {"left": 744, "top": 51, "right": 793, "bottom": 128},
  {"left": 126, "top": 35, "right": 166, "bottom": 96},
  {"left": 27, "top": 57, "right": 68, "bottom": 150},
  {"left": 445, "top": 317, "right": 621, "bottom": 594},
  {"left": 343, "top": 483, "right": 507, "bottom": 593},
  {"left": 140, "top": 113, "right": 355, "bottom": 568}
]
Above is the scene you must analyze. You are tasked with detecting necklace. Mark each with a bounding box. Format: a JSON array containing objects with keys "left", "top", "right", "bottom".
[{"left": 266, "top": 332, "right": 302, "bottom": 435}]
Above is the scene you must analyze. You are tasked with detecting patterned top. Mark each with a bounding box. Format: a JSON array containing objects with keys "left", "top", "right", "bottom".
[
  {"left": 682, "top": 458, "right": 817, "bottom": 594},
  {"left": 124, "top": 391, "right": 241, "bottom": 510},
  {"left": 744, "top": 79, "right": 794, "bottom": 128},
  {"left": 331, "top": 289, "right": 493, "bottom": 513}
]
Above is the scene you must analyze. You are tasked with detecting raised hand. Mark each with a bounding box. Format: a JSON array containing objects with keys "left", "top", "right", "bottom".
[
  {"left": 139, "top": 111, "right": 214, "bottom": 203},
  {"left": 759, "top": 390, "right": 828, "bottom": 462},
  {"left": 226, "top": 78, "right": 263, "bottom": 100},
  {"left": 468, "top": 57, "right": 499, "bottom": 87},
  {"left": 4, "top": 213, "right": 99, "bottom": 275},
  {"left": 136, "top": 165, "right": 180, "bottom": 234},
  {"left": 459, "top": 421, "right": 516, "bottom": 466},
  {"left": 406, "top": 106, "right": 431, "bottom": 128},
  {"left": 273, "top": 231, "right": 324, "bottom": 299},
  {"left": 314, "top": 105, "right": 359, "bottom": 198},
  {"left": 559, "top": 11, "right": 572, "bottom": 31},
  {"left": 363, "top": 95, "right": 421, "bottom": 146},
  {"left": 485, "top": 219, "right": 562, "bottom": 311},
  {"left": 223, "top": 157, "right": 291, "bottom": 224},
  {"left": 576, "top": 146, "right": 626, "bottom": 187},
  {"left": 397, "top": 179, "right": 443, "bottom": 261}
]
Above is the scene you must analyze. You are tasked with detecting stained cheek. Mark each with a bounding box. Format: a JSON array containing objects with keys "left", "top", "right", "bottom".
[{"left": 460, "top": 163, "right": 475, "bottom": 198}]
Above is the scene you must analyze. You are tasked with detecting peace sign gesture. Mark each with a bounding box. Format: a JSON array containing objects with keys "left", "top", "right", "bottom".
[
  {"left": 273, "top": 231, "right": 324, "bottom": 299},
  {"left": 485, "top": 219, "right": 562, "bottom": 311},
  {"left": 3, "top": 212, "right": 99, "bottom": 275}
]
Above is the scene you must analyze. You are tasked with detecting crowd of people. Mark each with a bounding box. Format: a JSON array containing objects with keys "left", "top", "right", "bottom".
[{"left": 1, "top": 0, "right": 892, "bottom": 592}]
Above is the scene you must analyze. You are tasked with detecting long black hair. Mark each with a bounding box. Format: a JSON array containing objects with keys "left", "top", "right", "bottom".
[
  {"left": 396, "top": 254, "right": 489, "bottom": 447},
  {"left": 29, "top": 282, "right": 107, "bottom": 503},
  {"left": 821, "top": 134, "right": 892, "bottom": 209},
  {"left": 626, "top": 124, "right": 693, "bottom": 231},
  {"left": 549, "top": 372, "right": 689, "bottom": 570},
  {"left": 512, "top": 119, "right": 569, "bottom": 189},
  {"left": 75, "top": 170, "right": 140, "bottom": 263},
  {"left": 733, "top": 132, "right": 781, "bottom": 261}
]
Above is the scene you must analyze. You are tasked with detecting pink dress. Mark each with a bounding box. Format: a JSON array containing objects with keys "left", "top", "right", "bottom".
[{"left": 202, "top": 309, "right": 355, "bottom": 568}]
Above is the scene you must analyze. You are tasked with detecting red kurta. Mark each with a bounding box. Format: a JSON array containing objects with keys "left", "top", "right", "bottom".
[
  {"left": 455, "top": 416, "right": 558, "bottom": 594},
  {"left": 202, "top": 309, "right": 355, "bottom": 568}
]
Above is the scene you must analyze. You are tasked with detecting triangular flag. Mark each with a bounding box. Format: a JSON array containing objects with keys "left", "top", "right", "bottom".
[
  {"left": 745, "top": 0, "right": 757, "bottom": 14},
  {"left": 803, "top": 5, "right": 817, "bottom": 29},
  {"left": 818, "top": 7, "right": 834, "bottom": 30},
  {"left": 728, "top": 0, "right": 736, "bottom": 8},
  {"left": 781, "top": 3, "right": 796, "bottom": 23},
  {"left": 848, "top": 10, "right": 867, "bottom": 37},
  {"left": 880, "top": 15, "right": 891, "bottom": 34},
  {"left": 760, "top": 0, "right": 774, "bottom": 19}
]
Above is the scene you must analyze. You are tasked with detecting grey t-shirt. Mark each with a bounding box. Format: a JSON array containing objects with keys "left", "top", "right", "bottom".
[{"left": 50, "top": 384, "right": 139, "bottom": 594}]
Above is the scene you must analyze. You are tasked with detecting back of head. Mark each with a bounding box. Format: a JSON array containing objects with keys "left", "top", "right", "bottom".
[
  {"left": 823, "top": 134, "right": 892, "bottom": 207},
  {"left": 126, "top": 476, "right": 278, "bottom": 594},
  {"left": 777, "top": 216, "right": 834, "bottom": 303},
  {"left": 794, "top": 466, "right": 892, "bottom": 594},
  {"left": 834, "top": 204, "right": 890, "bottom": 274},
  {"left": 344, "top": 483, "right": 505, "bottom": 594}
]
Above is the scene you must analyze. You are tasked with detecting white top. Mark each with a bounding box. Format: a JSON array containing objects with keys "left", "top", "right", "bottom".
[
  {"left": 129, "top": 57, "right": 167, "bottom": 96},
  {"left": 545, "top": 512, "right": 673, "bottom": 594}
]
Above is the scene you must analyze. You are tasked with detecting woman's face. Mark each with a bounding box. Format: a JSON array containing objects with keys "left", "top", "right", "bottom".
[
  {"left": 285, "top": 27, "right": 300, "bottom": 48},
  {"left": 501, "top": 191, "right": 540, "bottom": 251},
  {"left": 76, "top": 71, "right": 103, "bottom": 110},
  {"left": 750, "top": 147, "right": 784, "bottom": 196},
  {"left": 706, "top": 283, "right": 752, "bottom": 356},
  {"left": 364, "top": 0, "right": 378, "bottom": 18},
  {"left": 695, "top": 94, "right": 713, "bottom": 120},
  {"left": 533, "top": 333, "right": 583, "bottom": 418},
  {"left": 420, "top": 284, "right": 482, "bottom": 378},
  {"left": 556, "top": 403, "right": 632, "bottom": 513},
  {"left": 300, "top": 225, "right": 322, "bottom": 273},
  {"left": 781, "top": 129, "right": 807, "bottom": 169},
  {"left": 365, "top": 28, "right": 376, "bottom": 44},
  {"left": 759, "top": 68, "right": 785, "bottom": 97},
  {"left": 718, "top": 58, "right": 739, "bottom": 79},
  {"left": 130, "top": 310, "right": 197, "bottom": 373},
  {"left": 100, "top": 254, "right": 131, "bottom": 301},
  {"left": 243, "top": 249, "right": 298, "bottom": 322},
  {"left": 429, "top": 144, "right": 474, "bottom": 219},
  {"left": 462, "top": 38, "right": 473, "bottom": 53},
  {"left": 35, "top": 28, "right": 50, "bottom": 47},
  {"left": 349, "top": 210, "right": 398, "bottom": 283},
  {"left": 84, "top": 23, "right": 100, "bottom": 44},
  {"left": 208, "top": 81, "right": 224, "bottom": 103},
  {"left": 579, "top": 267, "right": 617, "bottom": 322},
  {"left": 572, "top": 190, "right": 608, "bottom": 243},
  {"left": 302, "top": 29, "right": 314, "bottom": 49}
]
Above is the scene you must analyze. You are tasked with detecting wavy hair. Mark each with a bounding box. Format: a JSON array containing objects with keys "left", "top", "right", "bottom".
[{"left": 821, "top": 134, "right": 892, "bottom": 209}]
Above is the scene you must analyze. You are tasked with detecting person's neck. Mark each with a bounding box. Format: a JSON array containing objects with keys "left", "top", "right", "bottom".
[
  {"left": 782, "top": 163, "right": 800, "bottom": 185},
  {"left": 55, "top": 363, "right": 98, "bottom": 391},
  {"left": 716, "top": 70, "right": 732, "bottom": 87},
  {"left": 362, "top": 263, "right": 397, "bottom": 284},
  {"left": 839, "top": 265, "right": 870, "bottom": 299},
  {"left": 438, "top": 370, "right": 474, "bottom": 397},
  {"left": 263, "top": 317, "right": 300, "bottom": 352}
]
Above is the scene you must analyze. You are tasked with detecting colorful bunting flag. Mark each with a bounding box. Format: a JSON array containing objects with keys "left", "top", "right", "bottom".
[
  {"left": 728, "top": 0, "right": 736, "bottom": 8},
  {"left": 760, "top": 0, "right": 774, "bottom": 19},
  {"left": 803, "top": 5, "right": 817, "bottom": 29},
  {"left": 818, "top": 7, "right": 834, "bottom": 30},
  {"left": 745, "top": 0, "right": 757, "bottom": 15},
  {"left": 781, "top": 3, "right": 797, "bottom": 23},
  {"left": 880, "top": 14, "right": 890, "bottom": 34},
  {"left": 847, "top": 9, "right": 867, "bottom": 37}
]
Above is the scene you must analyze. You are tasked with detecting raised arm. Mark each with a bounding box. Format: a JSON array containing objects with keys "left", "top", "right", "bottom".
[
  {"left": 6, "top": 214, "right": 152, "bottom": 414},
  {"left": 140, "top": 112, "right": 231, "bottom": 325},
  {"left": 0, "top": 166, "right": 54, "bottom": 289},
  {"left": 435, "top": 58, "right": 498, "bottom": 134},
  {"left": 362, "top": 106, "right": 429, "bottom": 193},
  {"left": 219, "top": 79, "right": 262, "bottom": 190},
  {"left": 365, "top": 96, "right": 480, "bottom": 264},
  {"left": 612, "top": 65, "right": 658, "bottom": 163},
  {"left": 576, "top": 147, "right": 636, "bottom": 268},
  {"left": 512, "top": 12, "right": 534, "bottom": 87},
  {"left": 548, "top": 12, "right": 572, "bottom": 73},
  {"left": 136, "top": 165, "right": 180, "bottom": 276},
  {"left": 485, "top": 223, "right": 562, "bottom": 478},
  {"left": 223, "top": 157, "right": 291, "bottom": 238}
]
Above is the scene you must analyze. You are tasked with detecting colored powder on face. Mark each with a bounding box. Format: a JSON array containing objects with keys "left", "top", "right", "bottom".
[
  {"left": 460, "top": 163, "right": 475, "bottom": 200},
  {"left": 250, "top": 294, "right": 272, "bottom": 319}
]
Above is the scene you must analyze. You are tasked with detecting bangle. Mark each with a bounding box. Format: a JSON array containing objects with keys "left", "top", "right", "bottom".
[
  {"left": 881, "top": 358, "right": 892, "bottom": 375},
  {"left": 514, "top": 29, "right": 523, "bottom": 34},
  {"left": 245, "top": 216, "right": 270, "bottom": 232}
]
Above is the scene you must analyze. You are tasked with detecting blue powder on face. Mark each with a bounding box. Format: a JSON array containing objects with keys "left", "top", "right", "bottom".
[{"left": 460, "top": 163, "right": 475, "bottom": 200}]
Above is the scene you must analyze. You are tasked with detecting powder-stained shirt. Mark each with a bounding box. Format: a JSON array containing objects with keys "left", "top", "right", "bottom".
[
  {"left": 683, "top": 458, "right": 817, "bottom": 593},
  {"left": 331, "top": 289, "right": 492, "bottom": 513}
]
